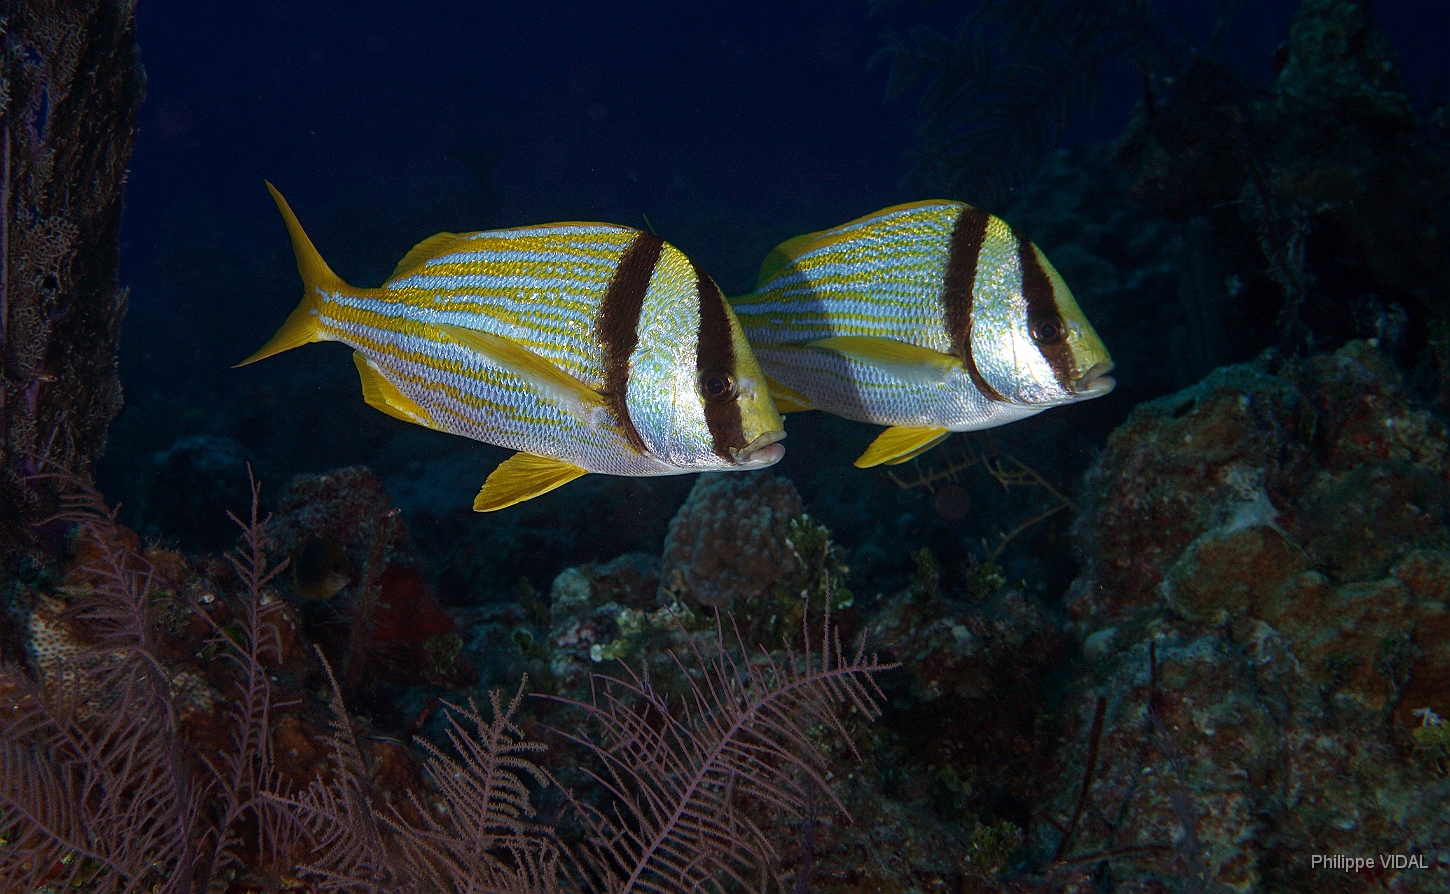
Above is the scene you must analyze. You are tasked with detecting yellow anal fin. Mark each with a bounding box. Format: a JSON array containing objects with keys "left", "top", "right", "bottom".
[
  {"left": 855, "top": 426, "right": 951, "bottom": 469},
  {"left": 809, "top": 336, "right": 962, "bottom": 387},
  {"left": 388, "top": 231, "right": 467, "bottom": 281},
  {"left": 764, "top": 376, "right": 815, "bottom": 413},
  {"left": 436, "top": 323, "right": 606, "bottom": 419},
  {"left": 353, "top": 352, "right": 434, "bottom": 426},
  {"left": 475, "top": 453, "right": 589, "bottom": 511}
]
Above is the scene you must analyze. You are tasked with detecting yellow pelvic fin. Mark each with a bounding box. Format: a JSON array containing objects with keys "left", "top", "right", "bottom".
[
  {"left": 388, "top": 231, "right": 466, "bottom": 281},
  {"left": 474, "top": 453, "right": 589, "bottom": 512},
  {"left": 352, "top": 352, "right": 434, "bottom": 426},
  {"left": 808, "top": 336, "right": 962, "bottom": 387},
  {"left": 436, "top": 323, "right": 606, "bottom": 419},
  {"left": 236, "top": 182, "right": 350, "bottom": 367},
  {"left": 764, "top": 376, "right": 815, "bottom": 413},
  {"left": 755, "top": 229, "right": 825, "bottom": 288},
  {"left": 855, "top": 426, "right": 951, "bottom": 469}
]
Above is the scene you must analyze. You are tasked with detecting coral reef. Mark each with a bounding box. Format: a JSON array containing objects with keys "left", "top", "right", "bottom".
[
  {"left": 1053, "top": 341, "right": 1450, "bottom": 891},
  {"left": 0, "top": 476, "right": 886, "bottom": 893},
  {"left": 658, "top": 471, "right": 804, "bottom": 610},
  {"left": 1117, "top": 0, "right": 1450, "bottom": 358},
  {"left": 266, "top": 466, "right": 474, "bottom": 707},
  {"left": 13, "top": 1, "right": 1450, "bottom": 891},
  {"left": 868, "top": 552, "right": 1068, "bottom": 828}
]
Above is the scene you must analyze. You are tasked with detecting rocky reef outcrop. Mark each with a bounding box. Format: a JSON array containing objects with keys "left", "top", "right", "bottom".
[{"left": 1052, "top": 341, "right": 1450, "bottom": 892}]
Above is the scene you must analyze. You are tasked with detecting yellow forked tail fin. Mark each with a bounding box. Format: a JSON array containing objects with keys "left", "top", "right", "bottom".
[{"left": 235, "top": 181, "right": 350, "bottom": 366}]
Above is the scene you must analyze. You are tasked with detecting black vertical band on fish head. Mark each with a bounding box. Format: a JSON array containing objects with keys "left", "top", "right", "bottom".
[
  {"left": 941, "top": 206, "right": 1006, "bottom": 403},
  {"left": 692, "top": 260, "right": 745, "bottom": 460},
  {"left": 597, "top": 232, "right": 663, "bottom": 454},
  {"left": 1014, "top": 228, "right": 1074, "bottom": 390}
]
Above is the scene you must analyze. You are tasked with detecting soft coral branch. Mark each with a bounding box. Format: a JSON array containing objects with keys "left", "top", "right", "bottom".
[
  {"left": 0, "top": 464, "right": 298, "bottom": 892},
  {"left": 550, "top": 600, "right": 890, "bottom": 894}
]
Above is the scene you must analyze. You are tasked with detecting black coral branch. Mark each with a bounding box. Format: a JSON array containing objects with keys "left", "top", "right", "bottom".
[
  {"left": 876, "top": 0, "right": 1159, "bottom": 201},
  {"left": 552, "top": 607, "right": 888, "bottom": 894}
]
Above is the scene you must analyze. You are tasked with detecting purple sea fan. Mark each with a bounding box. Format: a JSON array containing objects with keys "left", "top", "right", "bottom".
[{"left": 551, "top": 605, "right": 890, "bottom": 894}]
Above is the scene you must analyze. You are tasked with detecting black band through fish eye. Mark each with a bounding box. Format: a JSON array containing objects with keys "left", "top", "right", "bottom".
[
  {"left": 700, "top": 370, "right": 736, "bottom": 403},
  {"left": 1015, "top": 226, "right": 1075, "bottom": 389},
  {"left": 691, "top": 259, "right": 746, "bottom": 459},
  {"left": 1030, "top": 314, "right": 1066, "bottom": 346}
]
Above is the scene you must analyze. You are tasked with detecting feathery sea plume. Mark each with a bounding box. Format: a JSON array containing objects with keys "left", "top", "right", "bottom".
[
  {"left": 2, "top": 467, "right": 889, "bottom": 892},
  {"left": 550, "top": 606, "right": 885, "bottom": 894},
  {"left": 0, "top": 467, "right": 292, "bottom": 892}
]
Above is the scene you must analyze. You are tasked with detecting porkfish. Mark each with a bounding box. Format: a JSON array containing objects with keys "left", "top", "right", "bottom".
[
  {"left": 729, "top": 200, "right": 1114, "bottom": 468},
  {"left": 240, "top": 183, "right": 785, "bottom": 510}
]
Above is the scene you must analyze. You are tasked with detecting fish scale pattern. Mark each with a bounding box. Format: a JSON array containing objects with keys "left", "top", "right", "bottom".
[{"left": 732, "top": 201, "right": 957, "bottom": 348}]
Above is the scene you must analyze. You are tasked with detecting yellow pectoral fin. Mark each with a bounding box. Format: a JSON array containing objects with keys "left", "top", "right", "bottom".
[
  {"left": 755, "top": 229, "right": 825, "bottom": 288},
  {"left": 809, "top": 336, "right": 962, "bottom": 387},
  {"left": 855, "top": 426, "right": 951, "bottom": 469},
  {"left": 764, "top": 376, "right": 815, "bottom": 413},
  {"left": 436, "top": 323, "right": 605, "bottom": 418},
  {"left": 474, "top": 453, "right": 589, "bottom": 512},
  {"left": 388, "top": 232, "right": 466, "bottom": 282},
  {"left": 353, "top": 353, "right": 434, "bottom": 426}
]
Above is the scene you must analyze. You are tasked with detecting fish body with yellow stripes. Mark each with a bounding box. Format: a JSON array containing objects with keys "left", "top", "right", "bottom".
[
  {"left": 728, "top": 200, "right": 1114, "bottom": 468},
  {"left": 241, "top": 183, "right": 784, "bottom": 510}
]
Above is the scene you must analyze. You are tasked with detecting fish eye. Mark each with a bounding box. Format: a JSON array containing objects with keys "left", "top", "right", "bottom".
[
  {"left": 700, "top": 370, "right": 736, "bottom": 403},
  {"left": 1030, "top": 315, "right": 1066, "bottom": 346}
]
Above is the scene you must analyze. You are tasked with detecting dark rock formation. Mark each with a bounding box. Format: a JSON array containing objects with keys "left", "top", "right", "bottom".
[{"left": 1, "top": 0, "right": 144, "bottom": 551}]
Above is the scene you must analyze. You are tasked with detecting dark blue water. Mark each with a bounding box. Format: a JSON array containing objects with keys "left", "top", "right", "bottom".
[{"left": 101, "top": 0, "right": 1450, "bottom": 563}]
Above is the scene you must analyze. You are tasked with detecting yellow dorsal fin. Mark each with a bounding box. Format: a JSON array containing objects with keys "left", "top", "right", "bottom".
[
  {"left": 388, "top": 232, "right": 466, "bottom": 281},
  {"left": 755, "top": 230, "right": 824, "bottom": 288},
  {"left": 855, "top": 426, "right": 951, "bottom": 469},
  {"left": 764, "top": 376, "right": 815, "bottom": 413},
  {"left": 352, "top": 352, "right": 434, "bottom": 426},
  {"left": 754, "top": 201, "right": 964, "bottom": 290},
  {"left": 474, "top": 453, "right": 589, "bottom": 511},
  {"left": 435, "top": 323, "right": 606, "bottom": 418},
  {"left": 236, "top": 182, "right": 350, "bottom": 366},
  {"left": 808, "top": 336, "right": 962, "bottom": 386}
]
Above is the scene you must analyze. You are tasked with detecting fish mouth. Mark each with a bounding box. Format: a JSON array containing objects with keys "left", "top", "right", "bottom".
[
  {"left": 733, "top": 429, "right": 786, "bottom": 466},
  {"left": 1074, "top": 361, "right": 1116, "bottom": 397}
]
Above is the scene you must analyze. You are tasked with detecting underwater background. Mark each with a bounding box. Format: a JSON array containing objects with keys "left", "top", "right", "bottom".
[{"left": 5, "top": 0, "right": 1450, "bottom": 891}]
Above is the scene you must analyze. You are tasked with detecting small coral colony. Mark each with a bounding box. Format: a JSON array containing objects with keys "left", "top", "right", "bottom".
[{"left": 242, "top": 186, "right": 1114, "bottom": 507}]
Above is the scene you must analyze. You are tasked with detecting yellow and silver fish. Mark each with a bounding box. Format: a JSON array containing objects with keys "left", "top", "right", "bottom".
[
  {"left": 240, "top": 183, "right": 785, "bottom": 510},
  {"left": 729, "top": 200, "right": 1114, "bottom": 468}
]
